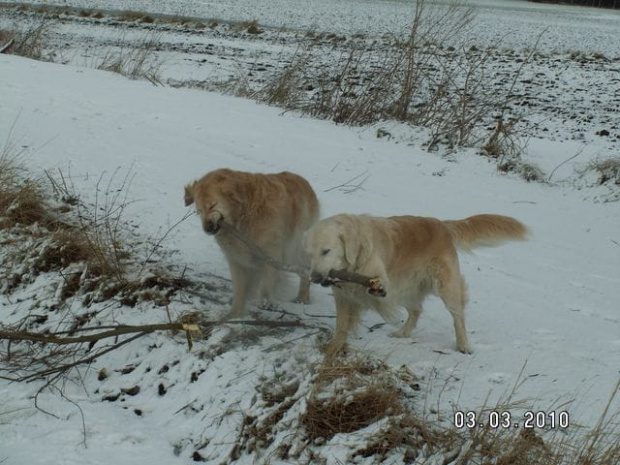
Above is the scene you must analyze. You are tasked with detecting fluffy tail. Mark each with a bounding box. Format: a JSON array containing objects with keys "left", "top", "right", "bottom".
[{"left": 443, "top": 214, "right": 528, "bottom": 251}]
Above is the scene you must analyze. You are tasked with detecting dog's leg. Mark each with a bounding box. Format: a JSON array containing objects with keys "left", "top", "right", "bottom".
[
  {"left": 258, "top": 264, "right": 279, "bottom": 308},
  {"left": 287, "top": 239, "right": 311, "bottom": 304},
  {"left": 325, "top": 291, "right": 360, "bottom": 356},
  {"left": 391, "top": 303, "right": 422, "bottom": 338},
  {"left": 225, "top": 261, "right": 259, "bottom": 319},
  {"left": 294, "top": 272, "right": 311, "bottom": 304},
  {"left": 434, "top": 263, "right": 471, "bottom": 354}
]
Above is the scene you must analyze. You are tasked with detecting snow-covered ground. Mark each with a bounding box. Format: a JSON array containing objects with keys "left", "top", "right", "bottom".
[
  {"left": 1, "top": 1, "right": 619, "bottom": 464},
  {"left": 5, "top": 0, "right": 620, "bottom": 54}
]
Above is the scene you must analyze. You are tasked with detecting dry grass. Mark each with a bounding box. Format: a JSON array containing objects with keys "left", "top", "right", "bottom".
[
  {"left": 296, "top": 353, "right": 620, "bottom": 464},
  {"left": 498, "top": 158, "right": 545, "bottom": 182},
  {"left": 231, "top": 20, "right": 264, "bottom": 35},
  {"left": 255, "top": 0, "right": 529, "bottom": 157},
  {"left": 45, "top": 167, "right": 135, "bottom": 285},
  {"left": 96, "top": 31, "right": 164, "bottom": 84},
  {"left": 0, "top": 15, "right": 53, "bottom": 60},
  {"left": 301, "top": 357, "right": 403, "bottom": 440},
  {"left": 118, "top": 10, "right": 151, "bottom": 22},
  {"left": 0, "top": 138, "right": 50, "bottom": 228},
  {"left": 582, "top": 157, "right": 620, "bottom": 186},
  {"left": 1, "top": 140, "right": 189, "bottom": 305}
]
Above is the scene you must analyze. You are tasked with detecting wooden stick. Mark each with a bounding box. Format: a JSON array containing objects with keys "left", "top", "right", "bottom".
[
  {"left": 218, "top": 220, "right": 386, "bottom": 296},
  {"left": 0, "top": 38, "right": 14, "bottom": 54},
  {"left": 325, "top": 269, "right": 386, "bottom": 296}
]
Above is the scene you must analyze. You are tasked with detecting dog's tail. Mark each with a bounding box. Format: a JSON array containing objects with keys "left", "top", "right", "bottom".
[
  {"left": 443, "top": 214, "right": 528, "bottom": 252},
  {"left": 184, "top": 181, "right": 197, "bottom": 207}
]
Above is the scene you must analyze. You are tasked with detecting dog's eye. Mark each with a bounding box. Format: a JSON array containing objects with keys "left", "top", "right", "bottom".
[
  {"left": 321, "top": 248, "right": 330, "bottom": 256},
  {"left": 208, "top": 202, "right": 218, "bottom": 211}
]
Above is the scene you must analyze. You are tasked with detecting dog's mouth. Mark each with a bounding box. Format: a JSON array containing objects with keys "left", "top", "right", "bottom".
[
  {"left": 310, "top": 272, "right": 334, "bottom": 287},
  {"left": 204, "top": 216, "right": 223, "bottom": 235}
]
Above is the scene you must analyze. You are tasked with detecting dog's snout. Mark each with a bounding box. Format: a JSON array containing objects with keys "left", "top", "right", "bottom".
[
  {"left": 310, "top": 271, "right": 335, "bottom": 287},
  {"left": 203, "top": 216, "right": 223, "bottom": 235}
]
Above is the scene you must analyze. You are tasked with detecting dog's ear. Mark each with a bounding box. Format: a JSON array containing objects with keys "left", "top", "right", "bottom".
[
  {"left": 184, "top": 182, "right": 196, "bottom": 207},
  {"left": 339, "top": 221, "right": 370, "bottom": 270}
]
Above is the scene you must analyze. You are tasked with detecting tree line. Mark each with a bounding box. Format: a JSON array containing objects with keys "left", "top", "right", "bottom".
[{"left": 530, "top": 0, "right": 619, "bottom": 8}]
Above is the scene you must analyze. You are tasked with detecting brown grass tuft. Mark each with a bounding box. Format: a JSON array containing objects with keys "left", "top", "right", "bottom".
[
  {"left": 584, "top": 157, "right": 620, "bottom": 186},
  {"left": 498, "top": 158, "right": 545, "bottom": 182},
  {"left": 0, "top": 146, "right": 50, "bottom": 228},
  {"left": 96, "top": 31, "right": 164, "bottom": 84},
  {"left": 231, "top": 20, "right": 264, "bottom": 35},
  {"left": 302, "top": 357, "right": 402, "bottom": 440},
  {"left": 119, "top": 10, "right": 147, "bottom": 22}
]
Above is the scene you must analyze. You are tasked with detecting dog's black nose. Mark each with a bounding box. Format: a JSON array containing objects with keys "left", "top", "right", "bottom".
[
  {"left": 310, "top": 272, "right": 325, "bottom": 284},
  {"left": 204, "top": 219, "right": 221, "bottom": 235}
]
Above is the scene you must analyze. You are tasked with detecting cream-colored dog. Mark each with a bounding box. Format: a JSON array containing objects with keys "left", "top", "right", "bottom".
[
  {"left": 305, "top": 213, "right": 528, "bottom": 354},
  {"left": 185, "top": 168, "right": 319, "bottom": 318}
]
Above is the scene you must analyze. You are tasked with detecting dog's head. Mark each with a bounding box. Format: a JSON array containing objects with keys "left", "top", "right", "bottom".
[
  {"left": 184, "top": 171, "right": 240, "bottom": 236},
  {"left": 305, "top": 215, "right": 371, "bottom": 284}
]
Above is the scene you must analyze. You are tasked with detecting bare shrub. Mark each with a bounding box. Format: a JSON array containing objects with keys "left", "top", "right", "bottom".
[{"left": 46, "top": 167, "right": 136, "bottom": 284}]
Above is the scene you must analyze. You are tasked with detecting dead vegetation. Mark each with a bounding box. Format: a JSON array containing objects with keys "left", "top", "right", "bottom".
[
  {"left": 4, "top": 0, "right": 540, "bottom": 162},
  {"left": 581, "top": 157, "right": 620, "bottom": 186},
  {"left": 230, "top": 20, "right": 264, "bottom": 35},
  {"left": 0, "top": 138, "right": 189, "bottom": 306},
  {"left": 498, "top": 158, "right": 545, "bottom": 182},
  {"left": 0, "top": 14, "right": 53, "bottom": 60},
  {"left": 96, "top": 31, "right": 164, "bottom": 84},
  {"left": 251, "top": 0, "right": 531, "bottom": 160}
]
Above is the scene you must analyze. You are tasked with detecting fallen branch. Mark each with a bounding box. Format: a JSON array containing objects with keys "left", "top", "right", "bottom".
[
  {"left": 0, "top": 323, "right": 194, "bottom": 345},
  {"left": 0, "top": 319, "right": 311, "bottom": 382},
  {"left": 0, "top": 38, "right": 14, "bottom": 54},
  {"left": 0, "top": 320, "right": 308, "bottom": 347}
]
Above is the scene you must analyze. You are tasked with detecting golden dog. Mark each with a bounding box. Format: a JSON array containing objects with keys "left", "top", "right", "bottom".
[
  {"left": 185, "top": 168, "right": 319, "bottom": 318},
  {"left": 305, "top": 213, "right": 528, "bottom": 354}
]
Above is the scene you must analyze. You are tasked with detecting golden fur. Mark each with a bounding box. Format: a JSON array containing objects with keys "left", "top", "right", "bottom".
[
  {"left": 305, "top": 213, "right": 528, "bottom": 354},
  {"left": 185, "top": 168, "right": 319, "bottom": 318}
]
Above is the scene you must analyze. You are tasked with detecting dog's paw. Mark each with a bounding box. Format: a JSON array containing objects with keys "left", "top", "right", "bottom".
[
  {"left": 389, "top": 329, "right": 409, "bottom": 338},
  {"left": 292, "top": 296, "right": 310, "bottom": 305},
  {"left": 457, "top": 344, "right": 473, "bottom": 355},
  {"left": 221, "top": 309, "right": 247, "bottom": 320},
  {"left": 258, "top": 300, "right": 280, "bottom": 311}
]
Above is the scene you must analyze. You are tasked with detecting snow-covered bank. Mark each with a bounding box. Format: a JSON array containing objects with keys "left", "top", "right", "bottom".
[{"left": 1, "top": 52, "right": 619, "bottom": 463}]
